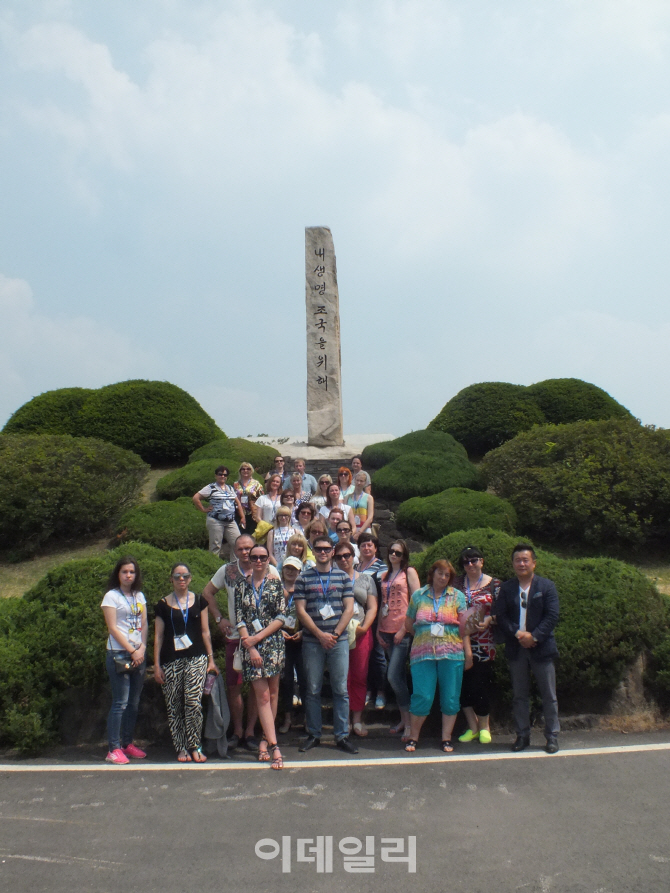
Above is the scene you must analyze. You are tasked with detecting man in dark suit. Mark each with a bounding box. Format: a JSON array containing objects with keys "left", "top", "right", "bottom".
[{"left": 496, "top": 543, "right": 560, "bottom": 754}]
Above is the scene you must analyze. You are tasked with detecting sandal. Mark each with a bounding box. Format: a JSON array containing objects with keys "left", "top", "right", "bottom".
[
  {"left": 278, "top": 718, "right": 291, "bottom": 735},
  {"left": 352, "top": 722, "right": 368, "bottom": 737},
  {"left": 258, "top": 739, "right": 270, "bottom": 762},
  {"left": 190, "top": 747, "right": 207, "bottom": 762},
  {"left": 177, "top": 750, "right": 192, "bottom": 763},
  {"left": 404, "top": 739, "right": 418, "bottom": 753},
  {"left": 389, "top": 722, "right": 404, "bottom": 735},
  {"left": 269, "top": 743, "right": 283, "bottom": 770},
  {"left": 441, "top": 739, "right": 454, "bottom": 753}
]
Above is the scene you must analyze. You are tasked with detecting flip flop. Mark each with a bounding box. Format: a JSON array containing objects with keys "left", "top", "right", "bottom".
[
  {"left": 389, "top": 722, "right": 405, "bottom": 735},
  {"left": 190, "top": 747, "right": 207, "bottom": 762},
  {"left": 352, "top": 722, "right": 368, "bottom": 737},
  {"left": 441, "top": 739, "right": 454, "bottom": 754},
  {"left": 404, "top": 739, "right": 418, "bottom": 753},
  {"left": 177, "top": 751, "right": 192, "bottom": 763}
]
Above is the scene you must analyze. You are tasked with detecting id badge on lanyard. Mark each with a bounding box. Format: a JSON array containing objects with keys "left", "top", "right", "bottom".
[{"left": 174, "top": 634, "right": 193, "bottom": 650}]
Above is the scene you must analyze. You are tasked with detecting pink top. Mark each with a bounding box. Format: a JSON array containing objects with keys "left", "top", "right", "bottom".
[{"left": 378, "top": 569, "right": 410, "bottom": 634}]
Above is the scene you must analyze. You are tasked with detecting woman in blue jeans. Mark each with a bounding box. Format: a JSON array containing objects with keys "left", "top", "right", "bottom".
[
  {"left": 101, "top": 556, "right": 148, "bottom": 764},
  {"left": 377, "top": 541, "right": 420, "bottom": 741}
]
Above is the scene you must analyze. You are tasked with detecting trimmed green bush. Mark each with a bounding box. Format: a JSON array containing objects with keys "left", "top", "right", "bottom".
[
  {"left": 408, "top": 527, "right": 666, "bottom": 698},
  {"left": 525, "top": 378, "right": 634, "bottom": 425},
  {"left": 361, "top": 429, "right": 467, "bottom": 470},
  {"left": 2, "top": 387, "right": 95, "bottom": 436},
  {"left": 482, "top": 419, "right": 670, "bottom": 551},
  {"left": 397, "top": 488, "right": 517, "bottom": 541},
  {"left": 0, "top": 543, "right": 223, "bottom": 751},
  {"left": 77, "top": 380, "right": 223, "bottom": 465},
  {"left": 155, "top": 459, "right": 264, "bottom": 501},
  {"left": 189, "top": 437, "right": 279, "bottom": 473},
  {"left": 429, "top": 382, "right": 546, "bottom": 457},
  {"left": 371, "top": 452, "right": 481, "bottom": 502},
  {"left": 647, "top": 608, "right": 670, "bottom": 708},
  {"left": 0, "top": 434, "right": 148, "bottom": 553},
  {"left": 117, "top": 497, "right": 207, "bottom": 550}
]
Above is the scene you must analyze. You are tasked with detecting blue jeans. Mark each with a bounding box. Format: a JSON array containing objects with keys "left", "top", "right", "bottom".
[
  {"left": 379, "top": 632, "right": 412, "bottom": 710},
  {"left": 106, "top": 651, "right": 146, "bottom": 751},
  {"left": 302, "top": 637, "right": 350, "bottom": 741}
]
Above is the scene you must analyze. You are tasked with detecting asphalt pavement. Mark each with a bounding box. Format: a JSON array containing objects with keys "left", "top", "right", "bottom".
[{"left": 1, "top": 729, "right": 669, "bottom": 893}]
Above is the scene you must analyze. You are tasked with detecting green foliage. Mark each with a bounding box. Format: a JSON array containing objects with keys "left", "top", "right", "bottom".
[
  {"left": 371, "top": 452, "right": 481, "bottom": 502},
  {"left": 117, "top": 497, "right": 207, "bottom": 551},
  {"left": 482, "top": 419, "right": 670, "bottom": 551},
  {"left": 646, "top": 603, "right": 670, "bottom": 706},
  {"left": 2, "top": 387, "right": 95, "bottom": 436},
  {"left": 155, "top": 459, "right": 264, "bottom": 500},
  {"left": 408, "top": 527, "right": 667, "bottom": 697},
  {"left": 361, "top": 429, "right": 467, "bottom": 470},
  {"left": 188, "top": 437, "right": 279, "bottom": 473},
  {"left": 525, "top": 378, "right": 634, "bottom": 425},
  {"left": 429, "top": 382, "right": 546, "bottom": 457},
  {"left": 77, "top": 380, "right": 223, "bottom": 465},
  {"left": 397, "top": 488, "right": 517, "bottom": 541},
  {"left": 0, "top": 542, "right": 223, "bottom": 752},
  {"left": 0, "top": 434, "right": 148, "bottom": 553}
]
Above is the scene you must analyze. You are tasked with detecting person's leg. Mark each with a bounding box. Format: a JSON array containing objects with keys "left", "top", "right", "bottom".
[
  {"left": 327, "top": 637, "right": 351, "bottom": 742},
  {"left": 348, "top": 628, "right": 373, "bottom": 730},
  {"left": 508, "top": 652, "right": 532, "bottom": 738},
  {"left": 223, "top": 521, "right": 242, "bottom": 558},
  {"left": 407, "top": 659, "right": 437, "bottom": 747},
  {"left": 383, "top": 634, "right": 412, "bottom": 733},
  {"left": 366, "top": 616, "right": 388, "bottom": 703},
  {"left": 252, "top": 678, "right": 276, "bottom": 750},
  {"left": 106, "top": 652, "right": 130, "bottom": 752},
  {"left": 244, "top": 685, "right": 259, "bottom": 739},
  {"left": 473, "top": 660, "right": 493, "bottom": 733},
  {"left": 183, "top": 655, "right": 208, "bottom": 754},
  {"left": 205, "top": 515, "right": 224, "bottom": 555},
  {"left": 437, "top": 659, "right": 463, "bottom": 750},
  {"left": 532, "top": 658, "right": 560, "bottom": 740},
  {"left": 279, "top": 639, "right": 296, "bottom": 731},
  {"left": 225, "top": 639, "right": 245, "bottom": 738},
  {"left": 162, "top": 659, "right": 187, "bottom": 755},
  {"left": 269, "top": 673, "right": 280, "bottom": 722},
  {"left": 120, "top": 661, "right": 147, "bottom": 748},
  {"left": 302, "top": 639, "right": 326, "bottom": 739}
]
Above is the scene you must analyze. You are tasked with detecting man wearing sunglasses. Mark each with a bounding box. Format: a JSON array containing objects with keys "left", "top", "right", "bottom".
[
  {"left": 294, "top": 536, "right": 357, "bottom": 754},
  {"left": 495, "top": 543, "right": 560, "bottom": 754}
]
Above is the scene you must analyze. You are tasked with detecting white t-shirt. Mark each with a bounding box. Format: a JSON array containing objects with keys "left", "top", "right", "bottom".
[
  {"left": 210, "top": 560, "right": 280, "bottom": 639},
  {"left": 255, "top": 494, "right": 282, "bottom": 523},
  {"left": 319, "top": 502, "right": 350, "bottom": 522},
  {"left": 101, "top": 589, "right": 147, "bottom": 651}
]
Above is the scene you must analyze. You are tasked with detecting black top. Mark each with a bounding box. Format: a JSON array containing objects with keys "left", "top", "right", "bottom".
[{"left": 154, "top": 593, "right": 208, "bottom": 664}]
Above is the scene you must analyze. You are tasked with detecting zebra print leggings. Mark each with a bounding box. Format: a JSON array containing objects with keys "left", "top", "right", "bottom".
[{"left": 162, "top": 654, "right": 208, "bottom": 753}]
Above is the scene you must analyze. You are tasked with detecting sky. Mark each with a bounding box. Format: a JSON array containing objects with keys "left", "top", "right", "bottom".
[{"left": 2, "top": 0, "right": 670, "bottom": 437}]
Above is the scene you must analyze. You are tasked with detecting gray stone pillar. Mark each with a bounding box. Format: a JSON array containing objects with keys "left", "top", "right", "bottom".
[{"left": 305, "top": 226, "right": 344, "bottom": 446}]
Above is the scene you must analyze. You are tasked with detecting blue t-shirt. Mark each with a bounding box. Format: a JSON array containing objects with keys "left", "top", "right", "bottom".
[{"left": 293, "top": 565, "right": 353, "bottom": 642}]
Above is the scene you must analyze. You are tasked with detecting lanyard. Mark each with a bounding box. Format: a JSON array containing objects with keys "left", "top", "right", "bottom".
[
  {"left": 384, "top": 570, "right": 401, "bottom": 603},
  {"left": 465, "top": 574, "right": 483, "bottom": 608},
  {"left": 285, "top": 589, "right": 295, "bottom": 611},
  {"left": 251, "top": 576, "right": 266, "bottom": 612},
  {"left": 118, "top": 589, "right": 140, "bottom": 629},
  {"left": 431, "top": 587, "right": 447, "bottom": 621},
  {"left": 317, "top": 569, "right": 333, "bottom": 605},
  {"left": 171, "top": 592, "right": 189, "bottom": 636}
]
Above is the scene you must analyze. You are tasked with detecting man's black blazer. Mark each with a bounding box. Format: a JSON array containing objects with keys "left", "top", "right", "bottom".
[{"left": 495, "top": 574, "right": 559, "bottom": 662}]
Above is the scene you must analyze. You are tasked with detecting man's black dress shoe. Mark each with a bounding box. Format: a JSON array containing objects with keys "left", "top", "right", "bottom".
[
  {"left": 511, "top": 735, "right": 531, "bottom": 752},
  {"left": 299, "top": 735, "right": 321, "bottom": 753},
  {"left": 545, "top": 737, "right": 559, "bottom": 754},
  {"left": 243, "top": 736, "right": 260, "bottom": 752},
  {"left": 336, "top": 737, "right": 359, "bottom": 755},
  {"left": 227, "top": 733, "right": 240, "bottom": 750}
]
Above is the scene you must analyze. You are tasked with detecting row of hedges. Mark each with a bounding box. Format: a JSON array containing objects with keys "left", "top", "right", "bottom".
[
  {"left": 428, "top": 378, "right": 633, "bottom": 457},
  {"left": 0, "top": 543, "right": 223, "bottom": 752},
  {"left": 410, "top": 527, "right": 670, "bottom": 700},
  {"left": 0, "top": 434, "right": 148, "bottom": 554},
  {"left": 3, "top": 380, "right": 224, "bottom": 465},
  {"left": 397, "top": 488, "right": 517, "bottom": 540},
  {"left": 188, "top": 438, "right": 279, "bottom": 474}
]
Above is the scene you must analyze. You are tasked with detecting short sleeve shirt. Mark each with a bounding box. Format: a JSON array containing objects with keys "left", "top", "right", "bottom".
[
  {"left": 210, "top": 560, "right": 279, "bottom": 639},
  {"left": 293, "top": 565, "right": 353, "bottom": 642},
  {"left": 101, "top": 589, "right": 147, "bottom": 651},
  {"left": 406, "top": 585, "right": 466, "bottom": 664}
]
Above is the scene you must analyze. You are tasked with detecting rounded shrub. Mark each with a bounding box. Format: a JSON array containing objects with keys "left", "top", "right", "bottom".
[
  {"left": 482, "top": 419, "right": 670, "bottom": 551},
  {"left": 361, "top": 429, "right": 467, "bottom": 470},
  {"left": 155, "top": 459, "right": 264, "bottom": 501},
  {"left": 188, "top": 437, "right": 279, "bottom": 473},
  {"left": 428, "top": 382, "right": 546, "bottom": 457},
  {"left": 0, "top": 542, "right": 223, "bottom": 752},
  {"left": 397, "top": 488, "right": 517, "bottom": 541},
  {"left": 117, "top": 497, "right": 207, "bottom": 550},
  {"left": 408, "top": 527, "right": 666, "bottom": 699},
  {"left": 0, "top": 434, "right": 148, "bottom": 554},
  {"left": 77, "top": 380, "right": 224, "bottom": 465},
  {"left": 371, "top": 452, "right": 481, "bottom": 502},
  {"left": 2, "top": 387, "right": 95, "bottom": 436},
  {"left": 525, "top": 378, "right": 634, "bottom": 425}
]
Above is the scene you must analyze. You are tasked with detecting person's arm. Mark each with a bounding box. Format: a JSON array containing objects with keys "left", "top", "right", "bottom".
[
  {"left": 463, "top": 634, "right": 473, "bottom": 670},
  {"left": 406, "top": 567, "right": 421, "bottom": 595},
  {"left": 267, "top": 529, "right": 277, "bottom": 566},
  {"left": 345, "top": 506, "right": 355, "bottom": 530},
  {"left": 334, "top": 596, "right": 354, "bottom": 638},
  {"left": 192, "top": 485, "right": 211, "bottom": 513},
  {"left": 154, "top": 615, "right": 166, "bottom": 684},
  {"left": 527, "top": 581, "right": 559, "bottom": 645},
  {"left": 294, "top": 578, "right": 332, "bottom": 649},
  {"left": 200, "top": 604, "right": 218, "bottom": 674},
  {"left": 102, "top": 604, "right": 144, "bottom": 662},
  {"left": 494, "top": 584, "right": 518, "bottom": 639},
  {"left": 233, "top": 490, "right": 246, "bottom": 528},
  {"left": 357, "top": 591, "right": 378, "bottom": 637},
  {"left": 201, "top": 580, "right": 234, "bottom": 635}
]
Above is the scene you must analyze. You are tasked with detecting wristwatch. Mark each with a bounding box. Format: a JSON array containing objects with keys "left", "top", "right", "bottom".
[{"left": 215, "top": 615, "right": 223, "bottom": 624}]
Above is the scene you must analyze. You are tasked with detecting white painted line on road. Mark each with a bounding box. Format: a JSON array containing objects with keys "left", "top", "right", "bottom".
[{"left": 1, "top": 741, "right": 669, "bottom": 772}]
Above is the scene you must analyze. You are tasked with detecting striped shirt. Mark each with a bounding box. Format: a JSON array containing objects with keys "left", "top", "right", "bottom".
[
  {"left": 293, "top": 565, "right": 353, "bottom": 642},
  {"left": 406, "top": 585, "right": 466, "bottom": 664}
]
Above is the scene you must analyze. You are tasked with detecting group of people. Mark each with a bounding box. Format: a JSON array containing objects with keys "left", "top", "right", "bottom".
[{"left": 102, "top": 455, "right": 560, "bottom": 767}]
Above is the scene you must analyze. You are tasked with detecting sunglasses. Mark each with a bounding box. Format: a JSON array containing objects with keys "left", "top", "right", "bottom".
[
  {"left": 172, "top": 573, "right": 191, "bottom": 580},
  {"left": 314, "top": 546, "right": 333, "bottom": 553},
  {"left": 336, "top": 552, "right": 354, "bottom": 560},
  {"left": 388, "top": 549, "right": 403, "bottom": 557},
  {"left": 250, "top": 554, "right": 269, "bottom": 562},
  {"left": 215, "top": 472, "right": 228, "bottom": 476},
  {"left": 463, "top": 558, "right": 481, "bottom": 565}
]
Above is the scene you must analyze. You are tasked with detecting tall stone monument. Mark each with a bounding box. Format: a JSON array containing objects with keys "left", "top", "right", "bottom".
[{"left": 305, "top": 226, "right": 345, "bottom": 447}]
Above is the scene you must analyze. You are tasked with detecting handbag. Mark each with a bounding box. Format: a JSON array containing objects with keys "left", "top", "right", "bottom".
[
  {"left": 347, "top": 618, "right": 360, "bottom": 650},
  {"left": 113, "top": 652, "right": 134, "bottom": 674},
  {"left": 233, "top": 646, "right": 243, "bottom": 672}
]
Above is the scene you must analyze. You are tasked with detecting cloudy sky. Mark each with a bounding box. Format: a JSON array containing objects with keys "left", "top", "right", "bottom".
[{"left": 2, "top": 0, "right": 670, "bottom": 437}]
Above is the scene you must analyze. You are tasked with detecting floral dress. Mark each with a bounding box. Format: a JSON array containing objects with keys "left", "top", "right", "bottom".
[{"left": 234, "top": 575, "right": 286, "bottom": 682}]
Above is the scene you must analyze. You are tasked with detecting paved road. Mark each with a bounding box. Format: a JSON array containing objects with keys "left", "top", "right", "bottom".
[{"left": 2, "top": 731, "right": 669, "bottom": 893}]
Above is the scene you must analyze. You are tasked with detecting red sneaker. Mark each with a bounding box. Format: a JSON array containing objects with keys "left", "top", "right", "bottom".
[
  {"left": 105, "top": 748, "right": 130, "bottom": 764},
  {"left": 122, "top": 743, "right": 147, "bottom": 759}
]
